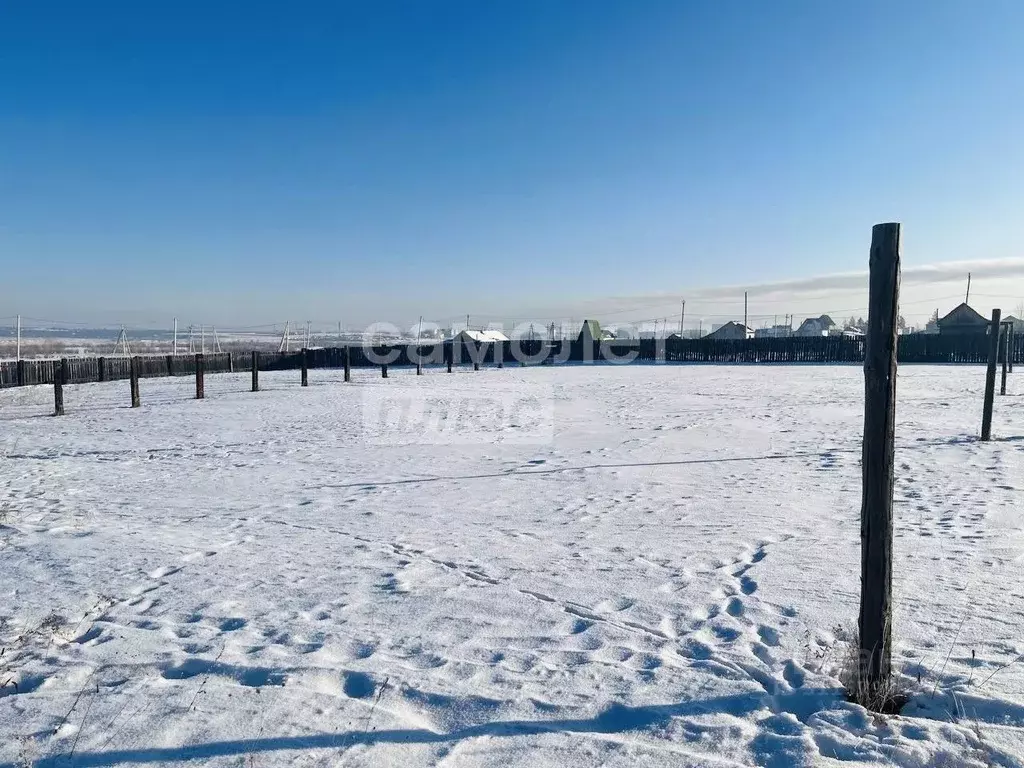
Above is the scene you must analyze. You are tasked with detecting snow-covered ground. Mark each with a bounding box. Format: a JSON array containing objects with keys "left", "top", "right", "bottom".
[{"left": 1, "top": 364, "right": 1023, "bottom": 767}]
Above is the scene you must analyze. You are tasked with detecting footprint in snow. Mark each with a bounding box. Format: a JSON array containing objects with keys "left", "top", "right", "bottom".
[
  {"left": 726, "top": 597, "right": 744, "bottom": 617},
  {"left": 757, "top": 626, "right": 780, "bottom": 647},
  {"left": 782, "top": 660, "right": 805, "bottom": 689}
]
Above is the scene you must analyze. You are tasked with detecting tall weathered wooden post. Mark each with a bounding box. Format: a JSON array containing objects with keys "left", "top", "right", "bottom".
[
  {"left": 858, "top": 222, "right": 900, "bottom": 704},
  {"left": 344, "top": 346, "right": 351, "bottom": 382},
  {"left": 382, "top": 362, "right": 388, "bottom": 378},
  {"left": 195, "top": 353, "right": 205, "bottom": 400},
  {"left": 98, "top": 356, "right": 107, "bottom": 382},
  {"left": 251, "top": 351, "right": 259, "bottom": 392},
  {"left": 130, "top": 356, "right": 141, "bottom": 408},
  {"left": 301, "top": 348, "right": 309, "bottom": 387},
  {"left": 53, "top": 359, "right": 67, "bottom": 416},
  {"left": 982, "top": 309, "right": 1001, "bottom": 440}
]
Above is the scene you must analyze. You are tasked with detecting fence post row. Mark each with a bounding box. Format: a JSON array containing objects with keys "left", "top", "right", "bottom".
[
  {"left": 195, "top": 353, "right": 205, "bottom": 400},
  {"left": 982, "top": 309, "right": 1001, "bottom": 440},
  {"left": 858, "top": 222, "right": 900, "bottom": 704},
  {"left": 130, "top": 356, "right": 141, "bottom": 408}
]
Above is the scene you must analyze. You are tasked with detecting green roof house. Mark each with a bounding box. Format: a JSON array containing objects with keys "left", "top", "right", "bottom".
[{"left": 578, "top": 319, "right": 602, "bottom": 344}]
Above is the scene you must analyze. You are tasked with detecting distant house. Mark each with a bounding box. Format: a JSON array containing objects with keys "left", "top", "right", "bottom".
[
  {"left": 454, "top": 329, "right": 509, "bottom": 344},
  {"left": 577, "top": 319, "right": 603, "bottom": 345},
  {"left": 705, "top": 321, "right": 753, "bottom": 340},
  {"left": 793, "top": 315, "right": 836, "bottom": 337},
  {"left": 937, "top": 304, "right": 989, "bottom": 336},
  {"left": 1004, "top": 315, "right": 1024, "bottom": 334},
  {"left": 754, "top": 325, "right": 792, "bottom": 339}
]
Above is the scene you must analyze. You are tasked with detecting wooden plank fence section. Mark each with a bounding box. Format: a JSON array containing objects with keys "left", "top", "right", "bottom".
[{"left": 1, "top": 333, "right": 1021, "bottom": 392}]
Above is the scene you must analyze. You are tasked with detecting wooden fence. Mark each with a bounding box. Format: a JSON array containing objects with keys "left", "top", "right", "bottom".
[{"left": 0, "top": 333, "right": 1018, "bottom": 390}]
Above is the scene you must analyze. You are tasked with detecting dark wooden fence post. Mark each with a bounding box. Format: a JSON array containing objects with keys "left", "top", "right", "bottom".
[
  {"left": 53, "top": 359, "right": 67, "bottom": 416},
  {"left": 301, "top": 348, "right": 309, "bottom": 387},
  {"left": 344, "top": 346, "right": 351, "bottom": 382},
  {"left": 1009, "top": 325, "right": 1015, "bottom": 373},
  {"left": 1001, "top": 324, "right": 1008, "bottom": 396},
  {"left": 165, "top": 354, "right": 174, "bottom": 376},
  {"left": 228, "top": 352, "right": 234, "bottom": 374},
  {"left": 130, "top": 356, "right": 141, "bottom": 408},
  {"left": 382, "top": 362, "right": 388, "bottom": 378},
  {"left": 251, "top": 351, "right": 259, "bottom": 392},
  {"left": 97, "top": 357, "right": 106, "bottom": 382},
  {"left": 446, "top": 345, "right": 453, "bottom": 373},
  {"left": 982, "top": 309, "right": 1001, "bottom": 440},
  {"left": 858, "top": 222, "right": 900, "bottom": 704},
  {"left": 195, "top": 353, "right": 205, "bottom": 400}
]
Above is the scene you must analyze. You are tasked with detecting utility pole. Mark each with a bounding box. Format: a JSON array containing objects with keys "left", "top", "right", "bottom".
[
  {"left": 744, "top": 291, "right": 748, "bottom": 329},
  {"left": 15, "top": 314, "right": 20, "bottom": 361},
  {"left": 306, "top": 320, "right": 311, "bottom": 348},
  {"left": 173, "top": 317, "right": 178, "bottom": 356},
  {"left": 279, "top": 321, "right": 291, "bottom": 354},
  {"left": 466, "top": 314, "right": 470, "bottom": 331},
  {"left": 966, "top": 272, "right": 972, "bottom": 304},
  {"left": 680, "top": 301, "right": 685, "bottom": 337},
  {"left": 201, "top": 325, "right": 206, "bottom": 354},
  {"left": 417, "top": 315, "right": 423, "bottom": 342}
]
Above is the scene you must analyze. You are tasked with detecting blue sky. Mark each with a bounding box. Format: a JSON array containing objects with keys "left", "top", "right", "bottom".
[{"left": 2, "top": 0, "right": 1024, "bottom": 329}]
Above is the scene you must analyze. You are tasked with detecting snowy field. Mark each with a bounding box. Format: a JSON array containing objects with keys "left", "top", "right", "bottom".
[{"left": 1, "top": 364, "right": 1023, "bottom": 768}]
